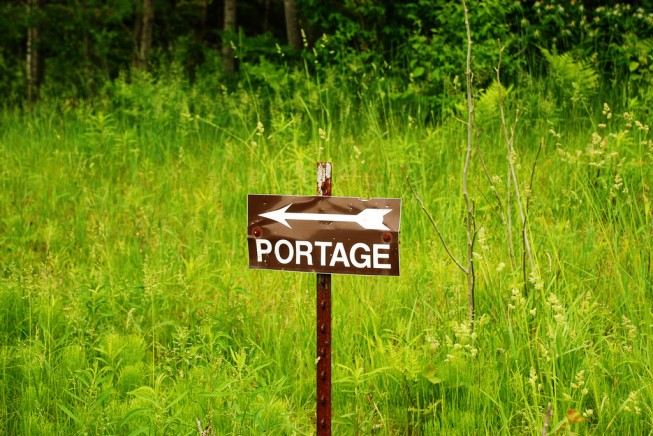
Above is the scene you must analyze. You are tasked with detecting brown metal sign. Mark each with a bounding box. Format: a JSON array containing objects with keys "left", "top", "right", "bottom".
[{"left": 248, "top": 194, "right": 401, "bottom": 276}]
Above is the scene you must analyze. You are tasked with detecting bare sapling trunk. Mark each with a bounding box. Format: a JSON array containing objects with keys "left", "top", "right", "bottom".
[
  {"left": 222, "top": 0, "right": 237, "bottom": 76},
  {"left": 403, "top": 2, "right": 477, "bottom": 328},
  {"left": 496, "top": 41, "right": 536, "bottom": 285},
  {"left": 461, "top": 0, "right": 476, "bottom": 325},
  {"left": 284, "top": 0, "right": 301, "bottom": 50}
]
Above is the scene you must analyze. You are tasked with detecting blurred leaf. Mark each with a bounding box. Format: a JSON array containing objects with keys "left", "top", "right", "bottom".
[
  {"left": 422, "top": 363, "right": 442, "bottom": 384},
  {"left": 412, "top": 66, "right": 425, "bottom": 78}
]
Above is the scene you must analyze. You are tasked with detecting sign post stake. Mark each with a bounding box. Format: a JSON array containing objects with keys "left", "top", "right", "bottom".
[
  {"left": 248, "top": 163, "right": 401, "bottom": 434},
  {"left": 316, "top": 162, "right": 332, "bottom": 435}
]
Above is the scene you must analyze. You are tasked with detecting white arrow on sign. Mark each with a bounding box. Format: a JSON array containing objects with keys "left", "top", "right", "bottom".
[{"left": 259, "top": 204, "right": 392, "bottom": 231}]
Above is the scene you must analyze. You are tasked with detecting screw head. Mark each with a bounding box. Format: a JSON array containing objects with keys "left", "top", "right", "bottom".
[
  {"left": 252, "top": 227, "right": 262, "bottom": 237},
  {"left": 382, "top": 232, "right": 392, "bottom": 242}
]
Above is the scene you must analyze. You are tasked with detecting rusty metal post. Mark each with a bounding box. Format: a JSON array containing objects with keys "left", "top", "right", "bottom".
[{"left": 316, "top": 162, "right": 332, "bottom": 435}]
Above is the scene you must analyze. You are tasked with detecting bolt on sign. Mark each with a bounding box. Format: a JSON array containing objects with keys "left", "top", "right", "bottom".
[{"left": 248, "top": 195, "right": 401, "bottom": 276}]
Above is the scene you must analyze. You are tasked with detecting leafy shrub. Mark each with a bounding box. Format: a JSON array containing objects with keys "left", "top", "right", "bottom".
[
  {"left": 541, "top": 48, "right": 598, "bottom": 110},
  {"left": 300, "top": 0, "right": 523, "bottom": 115},
  {"left": 117, "top": 363, "right": 146, "bottom": 395},
  {"left": 521, "top": 2, "right": 653, "bottom": 82}
]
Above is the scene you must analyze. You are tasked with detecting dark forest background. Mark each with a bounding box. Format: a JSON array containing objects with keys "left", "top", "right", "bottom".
[{"left": 2, "top": 1, "right": 653, "bottom": 114}]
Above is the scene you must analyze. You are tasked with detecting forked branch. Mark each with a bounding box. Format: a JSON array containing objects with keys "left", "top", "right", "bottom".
[
  {"left": 402, "top": 168, "right": 467, "bottom": 275},
  {"left": 405, "top": 0, "right": 477, "bottom": 326}
]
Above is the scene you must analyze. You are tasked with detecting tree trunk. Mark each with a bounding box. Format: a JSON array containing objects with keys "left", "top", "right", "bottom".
[
  {"left": 26, "top": 0, "right": 43, "bottom": 102},
  {"left": 222, "top": 0, "right": 236, "bottom": 76},
  {"left": 262, "top": 0, "right": 271, "bottom": 34},
  {"left": 195, "top": 0, "right": 208, "bottom": 42},
  {"left": 133, "top": 0, "right": 153, "bottom": 70},
  {"left": 283, "top": 0, "right": 301, "bottom": 50}
]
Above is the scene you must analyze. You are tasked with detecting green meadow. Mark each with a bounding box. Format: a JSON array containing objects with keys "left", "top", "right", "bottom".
[{"left": 1, "top": 64, "right": 652, "bottom": 434}]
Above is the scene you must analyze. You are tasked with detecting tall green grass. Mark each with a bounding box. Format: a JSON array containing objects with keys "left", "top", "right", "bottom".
[{"left": 1, "top": 67, "right": 652, "bottom": 434}]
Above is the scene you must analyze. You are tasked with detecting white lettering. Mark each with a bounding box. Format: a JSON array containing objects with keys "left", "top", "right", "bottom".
[
  {"left": 350, "top": 243, "right": 371, "bottom": 268},
  {"left": 329, "top": 242, "right": 350, "bottom": 267},
  {"left": 373, "top": 244, "right": 391, "bottom": 269},
  {"left": 315, "top": 241, "right": 332, "bottom": 266},
  {"left": 296, "top": 241, "right": 313, "bottom": 265},
  {"left": 275, "top": 239, "right": 294, "bottom": 264},
  {"left": 254, "top": 239, "right": 393, "bottom": 271},
  {"left": 255, "top": 239, "right": 272, "bottom": 262}
]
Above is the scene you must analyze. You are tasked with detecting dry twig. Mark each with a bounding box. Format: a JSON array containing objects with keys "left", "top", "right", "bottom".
[
  {"left": 402, "top": 167, "right": 467, "bottom": 274},
  {"left": 541, "top": 403, "right": 552, "bottom": 436},
  {"left": 462, "top": 0, "right": 476, "bottom": 324}
]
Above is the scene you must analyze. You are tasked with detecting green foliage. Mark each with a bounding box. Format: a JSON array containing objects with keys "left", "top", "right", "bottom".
[
  {"left": 297, "top": 0, "right": 522, "bottom": 115},
  {"left": 541, "top": 48, "right": 599, "bottom": 110},
  {"left": 2, "top": 0, "right": 652, "bottom": 118},
  {"left": 522, "top": 2, "right": 653, "bottom": 81},
  {"left": 472, "top": 80, "right": 513, "bottom": 129},
  {"left": 1, "top": 5, "right": 653, "bottom": 432},
  {"left": 1, "top": 68, "right": 652, "bottom": 433}
]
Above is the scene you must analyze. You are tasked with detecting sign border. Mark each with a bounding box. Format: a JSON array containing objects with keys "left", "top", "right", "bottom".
[{"left": 247, "top": 194, "right": 401, "bottom": 276}]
